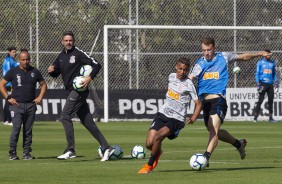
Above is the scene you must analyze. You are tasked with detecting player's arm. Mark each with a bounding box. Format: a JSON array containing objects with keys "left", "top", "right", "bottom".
[
  {"left": 186, "top": 99, "right": 202, "bottom": 124},
  {"left": 78, "top": 51, "right": 102, "bottom": 87},
  {"left": 236, "top": 51, "right": 270, "bottom": 61},
  {"left": 0, "top": 78, "right": 9, "bottom": 99},
  {"left": 0, "top": 72, "right": 17, "bottom": 105},
  {"left": 78, "top": 51, "right": 101, "bottom": 79},
  {"left": 34, "top": 79, "right": 47, "bottom": 105},
  {"left": 2, "top": 59, "right": 10, "bottom": 76},
  {"left": 48, "top": 57, "right": 61, "bottom": 77}
]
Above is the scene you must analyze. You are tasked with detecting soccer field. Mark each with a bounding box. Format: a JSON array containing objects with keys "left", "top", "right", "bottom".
[{"left": 0, "top": 121, "right": 281, "bottom": 184}]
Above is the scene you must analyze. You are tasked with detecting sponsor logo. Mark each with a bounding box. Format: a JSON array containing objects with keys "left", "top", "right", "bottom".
[
  {"left": 167, "top": 88, "right": 180, "bottom": 100},
  {"left": 203, "top": 72, "right": 219, "bottom": 80}
]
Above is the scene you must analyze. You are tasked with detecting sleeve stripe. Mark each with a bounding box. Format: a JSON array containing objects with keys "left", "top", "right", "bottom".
[{"left": 75, "top": 46, "right": 99, "bottom": 64}]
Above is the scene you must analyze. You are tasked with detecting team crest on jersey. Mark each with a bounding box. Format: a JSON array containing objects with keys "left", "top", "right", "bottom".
[
  {"left": 69, "top": 55, "right": 76, "bottom": 63},
  {"left": 31, "top": 72, "right": 35, "bottom": 77}
]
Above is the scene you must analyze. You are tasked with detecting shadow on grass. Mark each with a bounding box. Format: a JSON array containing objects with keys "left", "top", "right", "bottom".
[
  {"left": 158, "top": 166, "right": 279, "bottom": 173},
  {"left": 36, "top": 155, "right": 85, "bottom": 159}
]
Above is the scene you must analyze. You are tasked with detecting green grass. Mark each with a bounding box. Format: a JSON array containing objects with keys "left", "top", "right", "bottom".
[{"left": 0, "top": 121, "right": 281, "bottom": 184}]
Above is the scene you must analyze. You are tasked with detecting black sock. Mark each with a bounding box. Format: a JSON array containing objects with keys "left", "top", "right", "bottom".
[
  {"left": 233, "top": 140, "right": 241, "bottom": 149},
  {"left": 147, "top": 154, "right": 156, "bottom": 166},
  {"left": 203, "top": 151, "right": 211, "bottom": 160}
]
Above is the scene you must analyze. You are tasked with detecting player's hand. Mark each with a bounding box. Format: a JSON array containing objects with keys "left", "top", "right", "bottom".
[
  {"left": 34, "top": 97, "right": 43, "bottom": 105},
  {"left": 185, "top": 116, "right": 194, "bottom": 124},
  {"left": 48, "top": 65, "right": 55, "bottom": 73},
  {"left": 82, "top": 76, "right": 92, "bottom": 88},
  {"left": 8, "top": 98, "right": 18, "bottom": 106},
  {"left": 260, "top": 51, "right": 272, "bottom": 57},
  {"left": 274, "top": 82, "right": 279, "bottom": 92},
  {"left": 257, "top": 83, "right": 263, "bottom": 93}
]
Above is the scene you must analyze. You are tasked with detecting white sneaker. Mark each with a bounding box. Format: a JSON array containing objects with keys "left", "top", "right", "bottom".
[
  {"left": 7, "top": 122, "right": 13, "bottom": 126},
  {"left": 57, "top": 151, "right": 76, "bottom": 160},
  {"left": 101, "top": 148, "right": 114, "bottom": 162},
  {"left": 3, "top": 121, "right": 13, "bottom": 126},
  {"left": 237, "top": 139, "right": 247, "bottom": 160}
]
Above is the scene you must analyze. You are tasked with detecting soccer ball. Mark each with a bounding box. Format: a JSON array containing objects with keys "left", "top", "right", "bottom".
[
  {"left": 232, "top": 66, "right": 241, "bottom": 74},
  {"left": 73, "top": 76, "right": 86, "bottom": 92},
  {"left": 131, "top": 145, "right": 146, "bottom": 159},
  {"left": 80, "top": 65, "right": 93, "bottom": 77},
  {"left": 189, "top": 153, "right": 208, "bottom": 171},
  {"left": 109, "top": 145, "right": 123, "bottom": 160}
]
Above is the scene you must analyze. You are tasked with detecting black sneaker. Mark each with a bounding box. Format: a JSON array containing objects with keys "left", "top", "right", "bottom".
[
  {"left": 9, "top": 153, "right": 19, "bottom": 160},
  {"left": 23, "top": 153, "right": 35, "bottom": 160}
]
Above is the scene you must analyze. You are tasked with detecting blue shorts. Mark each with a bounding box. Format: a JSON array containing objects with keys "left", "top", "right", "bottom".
[
  {"left": 149, "top": 112, "right": 185, "bottom": 140},
  {"left": 202, "top": 97, "right": 227, "bottom": 126}
]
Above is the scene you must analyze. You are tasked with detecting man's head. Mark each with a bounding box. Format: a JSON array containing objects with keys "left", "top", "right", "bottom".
[
  {"left": 201, "top": 37, "right": 216, "bottom": 60},
  {"left": 264, "top": 49, "right": 272, "bottom": 60},
  {"left": 7, "top": 46, "right": 17, "bottom": 59},
  {"left": 19, "top": 49, "right": 30, "bottom": 70},
  {"left": 61, "top": 31, "right": 75, "bottom": 51},
  {"left": 175, "top": 57, "right": 190, "bottom": 80}
]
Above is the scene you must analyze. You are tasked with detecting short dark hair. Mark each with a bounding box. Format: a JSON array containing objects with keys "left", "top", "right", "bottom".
[
  {"left": 62, "top": 31, "right": 75, "bottom": 40},
  {"left": 265, "top": 49, "right": 272, "bottom": 53},
  {"left": 201, "top": 37, "right": 215, "bottom": 46},
  {"left": 7, "top": 46, "right": 16, "bottom": 51},
  {"left": 177, "top": 57, "right": 190, "bottom": 67},
  {"left": 20, "top": 48, "right": 29, "bottom": 52}
]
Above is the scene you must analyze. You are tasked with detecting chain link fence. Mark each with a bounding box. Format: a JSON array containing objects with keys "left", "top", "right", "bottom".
[{"left": 1, "top": 0, "right": 282, "bottom": 92}]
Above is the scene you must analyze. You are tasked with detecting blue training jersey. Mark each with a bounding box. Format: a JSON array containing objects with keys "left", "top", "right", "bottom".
[
  {"left": 255, "top": 58, "right": 278, "bottom": 85},
  {"left": 189, "top": 52, "right": 238, "bottom": 99},
  {"left": 2, "top": 55, "right": 19, "bottom": 87}
]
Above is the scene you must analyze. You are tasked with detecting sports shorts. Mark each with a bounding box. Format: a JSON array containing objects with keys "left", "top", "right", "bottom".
[
  {"left": 202, "top": 96, "right": 228, "bottom": 126},
  {"left": 149, "top": 112, "right": 185, "bottom": 140}
]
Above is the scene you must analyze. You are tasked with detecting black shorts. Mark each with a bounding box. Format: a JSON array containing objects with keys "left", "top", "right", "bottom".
[
  {"left": 202, "top": 97, "right": 227, "bottom": 126},
  {"left": 149, "top": 112, "right": 185, "bottom": 140}
]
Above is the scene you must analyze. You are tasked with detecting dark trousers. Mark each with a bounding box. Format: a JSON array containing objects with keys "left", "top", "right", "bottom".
[
  {"left": 60, "top": 90, "right": 110, "bottom": 152},
  {"left": 254, "top": 83, "right": 274, "bottom": 117},
  {"left": 9, "top": 103, "right": 36, "bottom": 154},
  {"left": 3, "top": 86, "right": 12, "bottom": 122}
]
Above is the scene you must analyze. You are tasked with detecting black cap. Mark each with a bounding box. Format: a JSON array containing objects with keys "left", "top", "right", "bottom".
[
  {"left": 7, "top": 46, "right": 16, "bottom": 51},
  {"left": 265, "top": 49, "right": 272, "bottom": 53}
]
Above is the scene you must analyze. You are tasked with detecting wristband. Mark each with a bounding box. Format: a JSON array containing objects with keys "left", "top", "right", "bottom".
[{"left": 6, "top": 95, "right": 11, "bottom": 100}]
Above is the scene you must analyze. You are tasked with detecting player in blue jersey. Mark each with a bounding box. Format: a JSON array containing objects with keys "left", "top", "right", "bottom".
[
  {"left": 253, "top": 49, "right": 278, "bottom": 123},
  {"left": 189, "top": 37, "right": 270, "bottom": 167},
  {"left": 2, "top": 46, "right": 19, "bottom": 126},
  {"left": 138, "top": 57, "right": 202, "bottom": 174}
]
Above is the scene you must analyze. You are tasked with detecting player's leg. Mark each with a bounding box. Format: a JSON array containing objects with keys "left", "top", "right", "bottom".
[
  {"left": 58, "top": 91, "right": 80, "bottom": 159},
  {"left": 204, "top": 114, "right": 221, "bottom": 161},
  {"left": 253, "top": 87, "right": 266, "bottom": 122},
  {"left": 267, "top": 86, "right": 276, "bottom": 122},
  {"left": 77, "top": 102, "right": 112, "bottom": 161},
  {"left": 138, "top": 113, "right": 167, "bottom": 173},
  {"left": 22, "top": 103, "right": 36, "bottom": 160},
  {"left": 8, "top": 105, "right": 23, "bottom": 160},
  {"left": 138, "top": 126, "right": 170, "bottom": 174}
]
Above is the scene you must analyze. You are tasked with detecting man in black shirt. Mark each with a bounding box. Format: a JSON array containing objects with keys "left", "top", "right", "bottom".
[
  {"left": 0, "top": 50, "right": 47, "bottom": 160},
  {"left": 48, "top": 31, "right": 112, "bottom": 161}
]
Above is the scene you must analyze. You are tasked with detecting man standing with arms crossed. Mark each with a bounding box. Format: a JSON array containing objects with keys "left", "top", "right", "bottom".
[
  {"left": 189, "top": 37, "right": 271, "bottom": 167},
  {"left": 48, "top": 31, "right": 112, "bottom": 161},
  {"left": 0, "top": 49, "right": 47, "bottom": 160}
]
